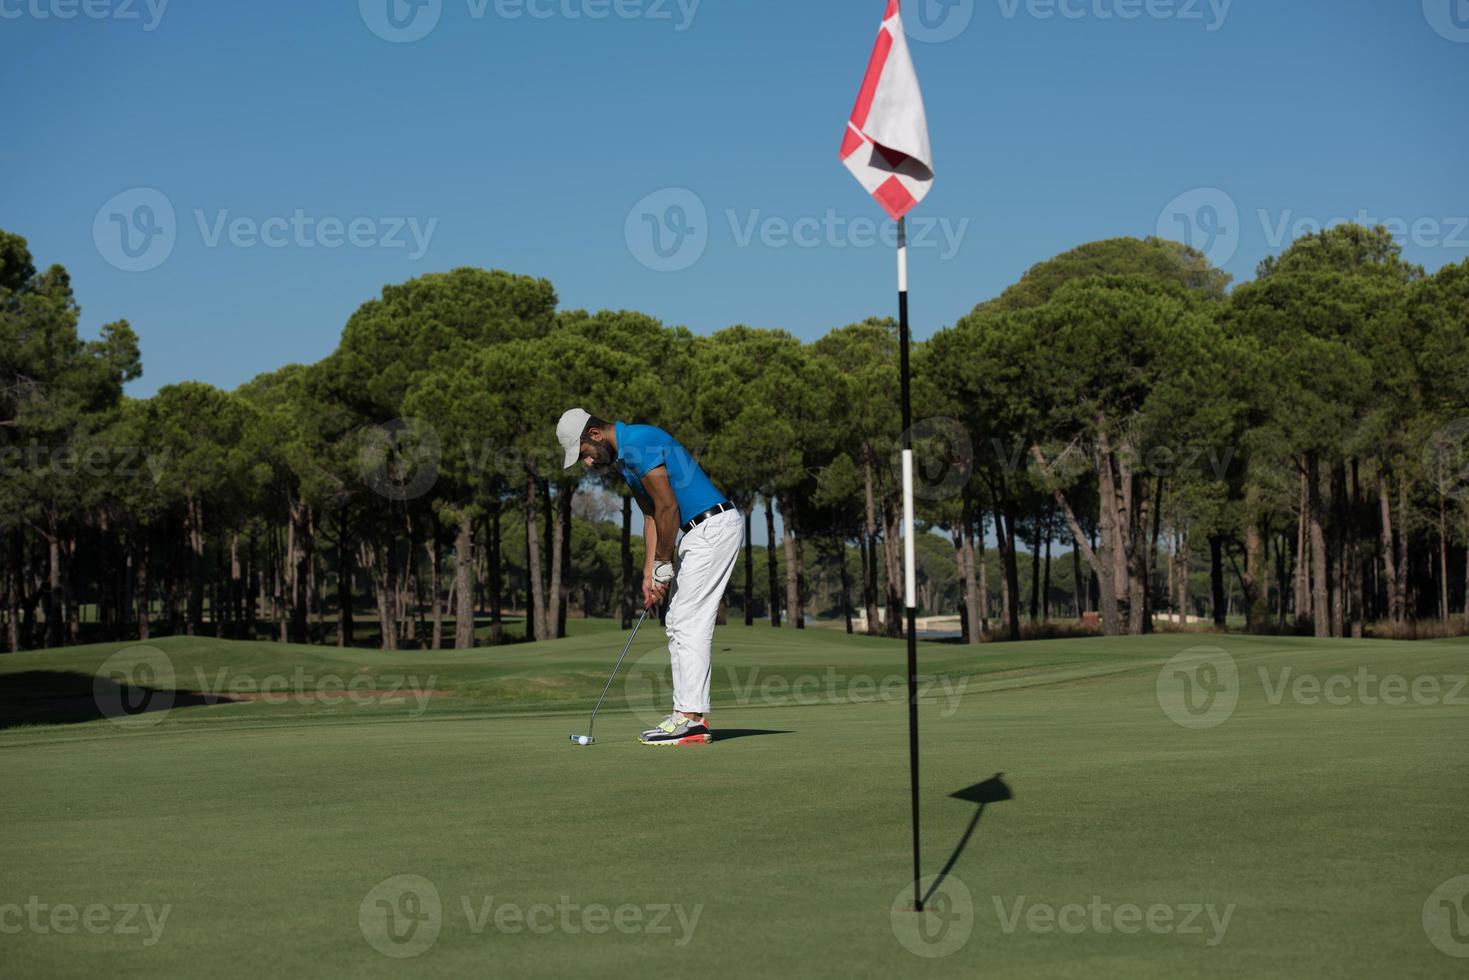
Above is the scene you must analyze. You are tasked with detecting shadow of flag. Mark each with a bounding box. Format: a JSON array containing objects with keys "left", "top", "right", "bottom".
[{"left": 921, "top": 773, "right": 1014, "bottom": 907}]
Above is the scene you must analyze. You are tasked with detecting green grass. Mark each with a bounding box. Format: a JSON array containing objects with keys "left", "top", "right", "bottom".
[{"left": 1, "top": 627, "right": 1466, "bottom": 978}]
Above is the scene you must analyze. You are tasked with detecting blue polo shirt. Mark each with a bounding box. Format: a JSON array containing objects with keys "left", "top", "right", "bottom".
[{"left": 615, "top": 422, "right": 729, "bottom": 525}]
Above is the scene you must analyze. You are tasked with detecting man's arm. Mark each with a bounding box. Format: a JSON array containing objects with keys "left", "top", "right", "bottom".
[
  {"left": 628, "top": 484, "right": 662, "bottom": 606},
  {"left": 639, "top": 466, "right": 681, "bottom": 563},
  {"left": 640, "top": 506, "right": 657, "bottom": 584},
  {"left": 635, "top": 467, "right": 680, "bottom": 606},
  {"left": 630, "top": 484, "right": 657, "bottom": 574}
]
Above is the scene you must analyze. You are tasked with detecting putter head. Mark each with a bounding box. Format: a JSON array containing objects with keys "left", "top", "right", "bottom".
[{"left": 569, "top": 734, "right": 595, "bottom": 746}]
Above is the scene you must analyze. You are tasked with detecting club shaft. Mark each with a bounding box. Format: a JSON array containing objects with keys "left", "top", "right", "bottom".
[{"left": 585, "top": 609, "right": 648, "bottom": 737}]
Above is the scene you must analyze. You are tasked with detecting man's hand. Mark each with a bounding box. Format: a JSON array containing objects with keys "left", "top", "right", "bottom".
[
  {"left": 644, "top": 560, "right": 674, "bottom": 609},
  {"left": 643, "top": 580, "right": 669, "bottom": 609}
]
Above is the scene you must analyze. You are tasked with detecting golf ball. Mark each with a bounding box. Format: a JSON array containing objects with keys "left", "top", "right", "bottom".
[{"left": 578, "top": 736, "right": 591, "bottom": 746}]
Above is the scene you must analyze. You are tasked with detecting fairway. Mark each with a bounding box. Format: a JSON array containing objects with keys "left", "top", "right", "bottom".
[
  {"left": 6, "top": 0, "right": 1467, "bottom": 976},
  {"left": 2, "top": 628, "right": 1466, "bottom": 978}
]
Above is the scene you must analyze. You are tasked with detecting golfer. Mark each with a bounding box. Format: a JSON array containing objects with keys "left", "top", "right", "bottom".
[{"left": 557, "top": 408, "right": 742, "bottom": 746}]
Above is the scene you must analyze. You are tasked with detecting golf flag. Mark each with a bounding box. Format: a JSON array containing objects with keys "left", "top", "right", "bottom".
[
  {"left": 839, "top": 0, "right": 935, "bottom": 220},
  {"left": 840, "top": 0, "right": 936, "bottom": 914}
]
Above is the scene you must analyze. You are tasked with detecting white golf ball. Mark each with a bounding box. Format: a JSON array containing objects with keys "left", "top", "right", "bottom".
[{"left": 578, "top": 736, "right": 591, "bottom": 746}]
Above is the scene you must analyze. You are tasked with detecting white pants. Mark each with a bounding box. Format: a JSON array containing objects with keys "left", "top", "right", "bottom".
[{"left": 666, "top": 508, "right": 743, "bottom": 715}]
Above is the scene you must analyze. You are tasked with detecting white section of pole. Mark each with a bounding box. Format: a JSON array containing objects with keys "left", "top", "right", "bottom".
[{"left": 902, "top": 448, "right": 916, "bottom": 609}]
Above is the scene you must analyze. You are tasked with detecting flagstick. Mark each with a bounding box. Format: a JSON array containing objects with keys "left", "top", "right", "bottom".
[{"left": 898, "top": 216, "right": 922, "bottom": 913}]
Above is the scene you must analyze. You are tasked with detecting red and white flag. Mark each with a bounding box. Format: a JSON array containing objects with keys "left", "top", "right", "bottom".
[{"left": 839, "top": 0, "right": 934, "bottom": 221}]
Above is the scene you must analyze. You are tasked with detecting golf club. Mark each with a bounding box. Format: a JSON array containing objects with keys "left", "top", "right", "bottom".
[{"left": 570, "top": 607, "right": 650, "bottom": 746}]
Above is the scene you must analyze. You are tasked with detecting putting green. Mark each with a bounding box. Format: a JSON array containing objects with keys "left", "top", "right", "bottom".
[{"left": 1, "top": 627, "right": 1466, "bottom": 978}]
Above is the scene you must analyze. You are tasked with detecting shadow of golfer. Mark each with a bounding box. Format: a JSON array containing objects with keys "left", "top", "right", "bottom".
[
  {"left": 922, "top": 772, "right": 1013, "bottom": 906},
  {"left": 713, "top": 729, "right": 794, "bottom": 742}
]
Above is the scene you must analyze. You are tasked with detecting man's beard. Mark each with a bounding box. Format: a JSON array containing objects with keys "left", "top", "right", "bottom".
[{"left": 589, "top": 441, "right": 613, "bottom": 468}]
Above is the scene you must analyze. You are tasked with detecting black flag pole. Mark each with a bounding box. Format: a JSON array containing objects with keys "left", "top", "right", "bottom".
[{"left": 898, "top": 216, "right": 922, "bottom": 913}]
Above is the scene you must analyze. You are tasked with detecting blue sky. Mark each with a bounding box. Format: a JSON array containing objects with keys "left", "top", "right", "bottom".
[{"left": 3, "top": 0, "right": 1466, "bottom": 401}]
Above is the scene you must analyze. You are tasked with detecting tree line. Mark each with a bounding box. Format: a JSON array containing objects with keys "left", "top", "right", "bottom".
[{"left": 1, "top": 224, "right": 1465, "bottom": 651}]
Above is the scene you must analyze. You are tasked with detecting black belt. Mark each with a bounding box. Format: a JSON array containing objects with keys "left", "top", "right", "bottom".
[{"left": 681, "top": 501, "right": 736, "bottom": 534}]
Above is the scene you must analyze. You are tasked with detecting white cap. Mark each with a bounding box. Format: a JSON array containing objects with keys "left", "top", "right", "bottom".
[{"left": 556, "top": 408, "right": 592, "bottom": 469}]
